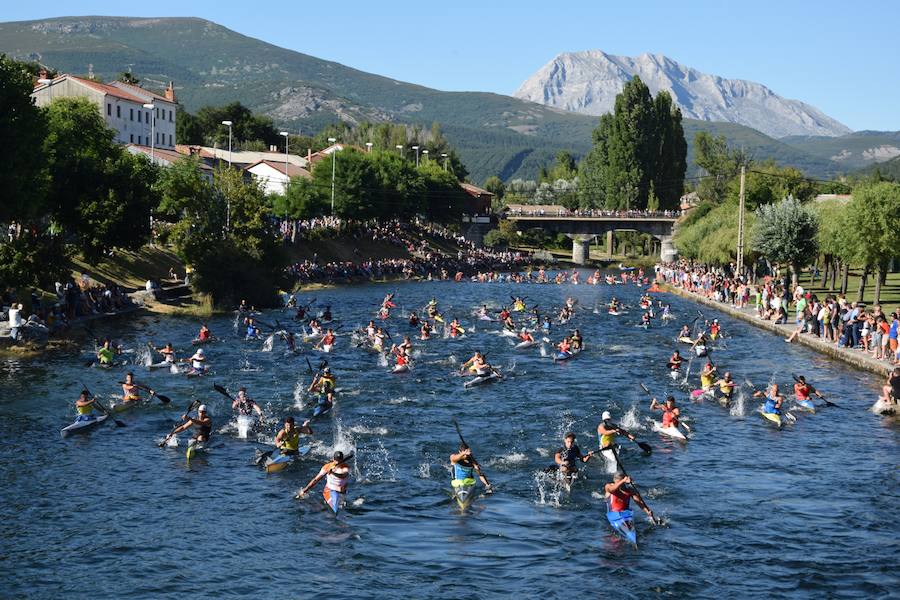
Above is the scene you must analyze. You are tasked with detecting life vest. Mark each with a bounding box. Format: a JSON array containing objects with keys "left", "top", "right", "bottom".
[
  {"left": 662, "top": 407, "right": 677, "bottom": 427},
  {"left": 794, "top": 383, "right": 811, "bottom": 401},
  {"left": 324, "top": 463, "right": 349, "bottom": 492},
  {"left": 607, "top": 487, "right": 634, "bottom": 512},
  {"left": 453, "top": 461, "right": 475, "bottom": 482},
  {"left": 279, "top": 428, "right": 300, "bottom": 452},
  {"left": 318, "top": 375, "right": 336, "bottom": 393}
]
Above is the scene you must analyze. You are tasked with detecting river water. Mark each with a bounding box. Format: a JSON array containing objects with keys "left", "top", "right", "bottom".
[{"left": 1, "top": 276, "right": 897, "bottom": 599}]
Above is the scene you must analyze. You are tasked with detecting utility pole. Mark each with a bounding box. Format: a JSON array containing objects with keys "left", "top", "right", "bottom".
[{"left": 736, "top": 165, "right": 746, "bottom": 278}]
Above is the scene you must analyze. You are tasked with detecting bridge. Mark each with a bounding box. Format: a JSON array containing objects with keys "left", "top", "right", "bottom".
[{"left": 504, "top": 211, "right": 679, "bottom": 264}]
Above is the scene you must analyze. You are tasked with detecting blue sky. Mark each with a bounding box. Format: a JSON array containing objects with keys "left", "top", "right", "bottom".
[{"left": 6, "top": 1, "right": 899, "bottom": 131}]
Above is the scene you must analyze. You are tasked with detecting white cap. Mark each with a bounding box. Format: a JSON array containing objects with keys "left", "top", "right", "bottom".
[
  {"left": 196, "top": 348, "right": 204, "bottom": 355},
  {"left": 602, "top": 411, "right": 612, "bottom": 420},
  {"left": 198, "top": 404, "right": 207, "bottom": 412}
]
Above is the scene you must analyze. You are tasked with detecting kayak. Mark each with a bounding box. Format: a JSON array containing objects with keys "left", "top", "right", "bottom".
[
  {"left": 678, "top": 336, "right": 694, "bottom": 344},
  {"left": 452, "top": 481, "right": 476, "bottom": 510},
  {"left": 464, "top": 372, "right": 501, "bottom": 388},
  {"left": 112, "top": 398, "right": 141, "bottom": 413},
  {"left": 795, "top": 399, "right": 816, "bottom": 413},
  {"left": 148, "top": 361, "right": 176, "bottom": 370},
  {"left": 477, "top": 314, "right": 494, "bottom": 322},
  {"left": 323, "top": 486, "right": 345, "bottom": 514},
  {"left": 391, "top": 364, "right": 410, "bottom": 374},
  {"left": 191, "top": 337, "right": 213, "bottom": 345},
  {"left": 761, "top": 411, "right": 782, "bottom": 427},
  {"left": 553, "top": 348, "right": 581, "bottom": 362},
  {"left": 313, "top": 399, "right": 333, "bottom": 418},
  {"left": 186, "top": 441, "right": 207, "bottom": 460},
  {"left": 264, "top": 447, "right": 311, "bottom": 474},
  {"left": 514, "top": 340, "right": 538, "bottom": 350},
  {"left": 499, "top": 329, "right": 518, "bottom": 338},
  {"left": 693, "top": 345, "right": 707, "bottom": 357},
  {"left": 654, "top": 422, "right": 687, "bottom": 440},
  {"left": 871, "top": 397, "right": 898, "bottom": 416},
  {"left": 669, "top": 370, "right": 680, "bottom": 381},
  {"left": 60, "top": 414, "right": 109, "bottom": 438},
  {"left": 236, "top": 415, "right": 256, "bottom": 439},
  {"left": 606, "top": 505, "right": 638, "bottom": 548},
  {"left": 608, "top": 310, "right": 622, "bottom": 316},
  {"left": 691, "top": 388, "right": 714, "bottom": 399},
  {"left": 321, "top": 344, "right": 333, "bottom": 353}
]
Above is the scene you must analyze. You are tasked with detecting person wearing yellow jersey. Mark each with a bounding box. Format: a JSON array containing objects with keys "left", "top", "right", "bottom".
[
  {"left": 75, "top": 390, "right": 97, "bottom": 421},
  {"left": 97, "top": 340, "right": 115, "bottom": 366},
  {"left": 699, "top": 361, "right": 717, "bottom": 390},
  {"left": 275, "top": 416, "right": 313, "bottom": 455},
  {"left": 713, "top": 372, "right": 736, "bottom": 404},
  {"left": 597, "top": 411, "right": 639, "bottom": 464}
]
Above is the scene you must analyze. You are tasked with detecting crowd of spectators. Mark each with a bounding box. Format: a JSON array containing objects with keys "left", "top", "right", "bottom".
[
  {"left": 505, "top": 208, "right": 682, "bottom": 218},
  {"left": 285, "top": 219, "right": 532, "bottom": 284},
  {"left": 656, "top": 261, "right": 900, "bottom": 364}
]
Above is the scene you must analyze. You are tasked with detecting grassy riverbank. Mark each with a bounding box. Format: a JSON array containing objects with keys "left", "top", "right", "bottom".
[{"left": 797, "top": 269, "right": 900, "bottom": 308}]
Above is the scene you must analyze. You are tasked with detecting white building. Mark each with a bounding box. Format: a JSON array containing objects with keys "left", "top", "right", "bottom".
[
  {"left": 245, "top": 160, "right": 311, "bottom": 196},
  {"left": 31, "top": 74, "right": 178, "bottom": 150},
  {"left": 179, "top": 146, "right": 309, "bottom": 170}
]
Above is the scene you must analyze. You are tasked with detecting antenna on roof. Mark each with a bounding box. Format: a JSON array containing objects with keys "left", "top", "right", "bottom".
[{"left": 88, "top": 63, "right": 94, "bottom": 80}]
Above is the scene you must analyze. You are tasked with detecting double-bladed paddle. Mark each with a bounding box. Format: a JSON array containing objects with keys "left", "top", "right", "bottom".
[
  {"left": 81, "top": 382, "right": 126, "bottom": 428},
  {"left": 791, "top": 373, "right": 840, "bottom": 408}
]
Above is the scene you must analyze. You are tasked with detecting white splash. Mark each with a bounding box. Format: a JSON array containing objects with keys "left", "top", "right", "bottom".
[{"left": 261, "top": 334, "right": 275, "bottom": 352}]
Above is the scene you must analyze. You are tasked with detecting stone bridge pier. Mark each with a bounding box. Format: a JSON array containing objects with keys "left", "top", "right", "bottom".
[{"left": 568, "top": 234, "right": 596, "bottom": 265}]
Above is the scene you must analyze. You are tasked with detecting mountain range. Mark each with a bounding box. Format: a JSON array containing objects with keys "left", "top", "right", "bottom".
[
  {"left": 0, "top": 17, "right": 896, "bottom": 183},
  {"left": 514, "top": 50, "right": 850, "bottom": 139}
]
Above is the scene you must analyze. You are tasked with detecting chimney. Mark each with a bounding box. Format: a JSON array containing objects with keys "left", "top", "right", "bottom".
[{"left": 165, "top": 81, "right": 176, "bottom": 102}]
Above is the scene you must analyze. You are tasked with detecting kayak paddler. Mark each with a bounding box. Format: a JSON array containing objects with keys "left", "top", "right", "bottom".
[
  {"left": 309, "top": 366, "right": 336, "bottom": 409},
  {"left": 420, "top": 320, "right": 432, "bottom": 340},
  {"left": 557, "top": 336, "right": 572, "bottom": 357},
  {"left": 597, "top": 411, "right": 639, "bottom": 455},
  {"left": 667, "top": 350, "right": 683, "bottom": 372},
  {"left": 315, "top": 328, "right": 336, "bottom": 352},
  {"left": 75, "top": 389, "right": 98, "bottom": 421},
  {"left": 650, "top": 395, "right": 681, "bottom": 430},
  {"left": 699, "top": 361, "right": 717, "bottom": 390},
  {"left": 793, "top": 375, "right": 824, "bottom": 408},
  {"left": 275, "top": 416, "right": 313, "bottom": 455},
  {"left": 162, "top": 403, "right": 212, "bottom": 447},
  {"left": 245, "top": 318, "right": 260, "bottom": 340},
  {"left": 321, "top": 306, "right": 333, "bottom": 322},
  {"left": 97, "top": 339, "right": 116, "bottom": 366},
  {"left": 461, "top": 351, "right": 488, "bottom": 375},
  {"left": 184, "top": 348, "right": 207, "bottom": 375},
  {"left": 122, "top": 372, "right": 148, "bottom": 404},
  {"left": 554, "top": 433, "right": 594, "bottom": 478},
  {"left": 295, "top": 451, "right": 352, "bottom": 509},
  {"left": 754, "top": 384, "right": 784, "bottom": 416},
  {"left": 450, "top": 442, "right": 493, "bottom": 495},
  {"left": 519, "top": 328, "right": 534, "bottom": 343},
  {"left": 197, "top": 324, "right": 211, "bottom": 342},
  {"left": 232, "top": 387, "right": 263, "bottom": 417},
  {"left": 571, "top": 329, "right": 584, "bottom": 351},
  {"left": 605, "top": 472, "right": 656, "bottom": 522},
  {"left": 449, "top": 318, "right": 464, "bottom": 338},
  {"left": 713, "top": 372, "right": 737, "bottom": 403}
]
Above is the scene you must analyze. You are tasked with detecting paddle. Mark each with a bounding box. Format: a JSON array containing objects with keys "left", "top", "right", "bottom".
[
  {"left": 159, "top": 399, "right": 198, "bottom": 447},
  {"left": 640, "top": 383, "right": 691, "bottom": 434},
  {"left": 119, "top": 380, "right": 171, "bottom": 404},
  {"left": 213, "top": 383, "right": 235, "bottom": 402},
  {"left": 305, "top": 357, "right": 314, "bottom": 374},
  {"left": 609, "top": 446, "right": 661, "bottom": 525},
  {"left": 452, "top": 419, "right": 492, "bottom": 493},
  {"left": 791, "top": 373, "right": 841, "bottom": 408},
  {"left": 81, "top": 383, "right": 126, "bottom": 428}
]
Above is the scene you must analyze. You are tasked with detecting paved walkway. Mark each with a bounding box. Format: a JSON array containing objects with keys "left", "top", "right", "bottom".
[{"left": 661, "top": 284, "right": 893, "bottom": 378}]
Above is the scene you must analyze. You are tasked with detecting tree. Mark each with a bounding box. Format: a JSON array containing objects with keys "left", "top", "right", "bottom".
[
  {"left": 271, "top": 177, "right": 328, "bottom": 220},
  {"left": 579, "top": 78, "right": 685, "bottom": 210},
  {"left": 0, "top": 229, "right": 69, "bottom": 290},
  {"left": 419, "top": 162, "right": 468, "bottom": 223},
  {"left": 44, "top": 97, "right": 157, "bottom": 261},
  {"left": 0, "top": 55, "right": 49, "bottom": 223},
  {"left": 675, "top": 201, "right": 755, "bottom": 265},
  {"left": 484, "top": 176, "right": 505, "bottom": 201},
  {"left": 117, "top": 71, "right": 140, "bottom": 85},
  {"left": 751, "top": 196, "right": 819, "bottom": 288},
  {"left": 814, "top": 199, "right": 852, "bottom": 291},
  {"left": 693, "top": 132, "right": 747, "bottom": 203},
  {"left": 176, "top": 110, "right": 204, "bottom": 145},
  {"left": 842, "top": 182, "right": 900, "bottom": 303},
  {"left": 155, "top": 156, "right": 212, "bottom": 222},
  {"left": 312, "top": 150, "right": 381, "bottom": 218}
]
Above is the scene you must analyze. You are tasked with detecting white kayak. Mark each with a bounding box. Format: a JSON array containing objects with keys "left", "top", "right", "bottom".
[
  {"left": 653, "top": 421, "right": 687, "bottom": 440},
  {"left": 871, "top": 397, "right": 898, "bottom": 416},
  {"left": 499, "top": 329, "right": 518, "bottom": 338},
  {"left": 61, "top": 414, "right": 109, "bottom": 438},
  {"left": 514, "top": 340, "right": 538, "bottom": 350},
  {"left": 236, "top": 414, "right": 257, "bottom": 439},
  {"left": 391, "top": 364, "right": 410, "bottom": 374},
  {"left": 464, "top": 372, "right": 501, "bottom": 388},
  {"left": 148, "top": 361, "right": 176, "bottom": 370},
  {"left": 321, "top": 344, "right": 333, "bottom": 353}
]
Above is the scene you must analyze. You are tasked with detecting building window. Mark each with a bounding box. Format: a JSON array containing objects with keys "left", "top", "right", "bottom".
[
  {"left": 169, "top": 111, "right": 174, "bottom": 123},
  {"left": 117, "top": 105, "right": 121, "bottom": 118},
  {"left": 169, "top": 133, "right": 172, "bottom": 146},
  {"left": 129, "top": 108, "right": 133, "bottom": 121},
  {"left": 130, "top": 134, "right": 134, "bottom": 143},
  {"left": 138, "top": 111, "right": 142, "bottom": 123},
  {"left": 106, "top": 103, "right": 111, "bottom": 116},
  {"left": 145, "top": 111, "right": 149, "bottom": 124}
]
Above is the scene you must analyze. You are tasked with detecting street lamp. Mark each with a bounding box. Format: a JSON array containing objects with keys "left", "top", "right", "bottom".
[
  {"left": 221, "top": 120, "right": 233, "bottom": 167},
  {"left": 280, "top": 131, "right": 290, "bottom": 194},
  {"left": 441, "top": 153, "right": 448, "bottom": 171},
  {"left": 422, "top": 149, "right": 429, "bottom": 163},
  {"left": 412, "top": 145, "right": 420, "bottom": 167},
  {"left": 395, "top": 144, "right": 404, "bottom": 158},
  {"left": 365, "top": 142, "right": 373, "bottom": 153},
  {"left": 143, "top": 103, "right": 155, "bottom": 162},
  {"left": 328, "top": 137, "right": 338, "bottom": 215}
]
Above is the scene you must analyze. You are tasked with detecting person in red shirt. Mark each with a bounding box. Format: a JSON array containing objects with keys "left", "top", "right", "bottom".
[{"left": 605, "top": 472, "right": 656, "bottom": 521}]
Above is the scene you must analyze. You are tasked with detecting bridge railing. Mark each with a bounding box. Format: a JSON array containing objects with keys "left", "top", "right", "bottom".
[{"left": 504, "top": 209, "right": 682, "bottom": 219}]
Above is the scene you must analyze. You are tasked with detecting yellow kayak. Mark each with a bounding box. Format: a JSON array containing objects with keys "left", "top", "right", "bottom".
[{"left": 761, "top": 412, "right": 782, "bottom": 427}]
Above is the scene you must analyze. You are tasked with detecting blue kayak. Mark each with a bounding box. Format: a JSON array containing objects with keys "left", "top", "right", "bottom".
[
  {"left": 607, "top": 508, "right": 637, "bottom": 548},
  {"left": 324, "top": 487, "right": 344, "bottom": 514},
  {"left": 312, "top": 397, "right": 332, "bottom": 418}
]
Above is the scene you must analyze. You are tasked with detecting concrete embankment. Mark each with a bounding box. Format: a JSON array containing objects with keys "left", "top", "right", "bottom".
[{"left": 662, "top": 284, "right": 892, "bottom": 378}]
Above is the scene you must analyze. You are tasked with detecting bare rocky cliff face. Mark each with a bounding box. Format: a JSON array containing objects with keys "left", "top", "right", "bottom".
[{"left": 514, "top": 51, "right": 851, "bottom": 139}]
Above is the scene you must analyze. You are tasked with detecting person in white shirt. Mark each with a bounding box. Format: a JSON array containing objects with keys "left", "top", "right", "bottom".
[{"left": 8, "top": 303, "right": 23, "bottom": 341}]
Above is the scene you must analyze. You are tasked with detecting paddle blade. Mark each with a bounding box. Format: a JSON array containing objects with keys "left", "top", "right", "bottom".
[
  {"left": 156, "top": 394, "right": 171, "bottom": 404},
  {"left": 640, "top": 383, "right": 651, "bottom": 395},
  {"left": 637, "top": 441, "right": 652, "bottom": 454},
  {"left": 113, "top": 419, "right": 127, "bottom": 428}
]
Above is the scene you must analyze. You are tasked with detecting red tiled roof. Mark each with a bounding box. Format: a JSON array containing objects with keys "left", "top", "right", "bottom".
[
  {"left": 69, "top": 76, "right": 148, "bottom": 103},
  {"left": 128, "top": 145, "right": 213, "bottom": 170},
  {"left": 110, "top": 80, "right": 175, "bottom": 104},
  {"left": 175, "top": 145, "right": 218, "bottom": 159},
  {"left": 461, "top": 182, "right": 494, "bottom": 197}
]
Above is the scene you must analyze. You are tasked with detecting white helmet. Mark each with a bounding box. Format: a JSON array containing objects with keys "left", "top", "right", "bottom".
[
  {"left": 198, "top": 404, "right": 207, "bottom": 413},
  {"left": 196, "top": 348, "right": 204, "bottom": 356},
  {"left": 602, "top": 411, "right": 612, "bottom": 420}
]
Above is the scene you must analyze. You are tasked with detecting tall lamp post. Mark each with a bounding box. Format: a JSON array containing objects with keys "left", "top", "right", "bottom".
[
  {"left": 221, "top": 120, "right": 233, "bottom": 167},
  {"left": 422, "top": 149, "right": 429, "bottom": 164},
  {"left": 280, "top": 131, "right": 290, "bottom": 194},
  {"left": 395, "top": 144, "right": 404, "bottom": 158},
  {"left": 365, "top": 142, "right": 373, "bottom": 153},
  {"left": 441, "top": 153, "right": 448, "bottom": 171},
  {"left": 143, "top": 103, "right": 156, "bottom": 162},
  {"left": 412, "top": 145, "right": 420, "bottom": 167},
  {"left": 328, "top": 137, "right": 337, "bottom": 215}
]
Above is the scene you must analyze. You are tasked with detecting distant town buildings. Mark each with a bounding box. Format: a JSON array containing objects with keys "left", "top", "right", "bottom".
[
  {"left": 32, "top": 73, "right": 178, "bottom": 150},
  {"left": 245, "top": 160, "right": 312, "bottom": 195}
]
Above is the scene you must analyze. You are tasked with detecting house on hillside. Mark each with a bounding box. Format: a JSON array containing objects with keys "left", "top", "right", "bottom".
[
  {"left": 306, "top": 143, "right": 367, "bottom": 167},
  {"left": 245, "top": 160, "right": 312, "bottom": 195},
  {"left": 32, "top": 73, "right": 178, "bottom": 149}
]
